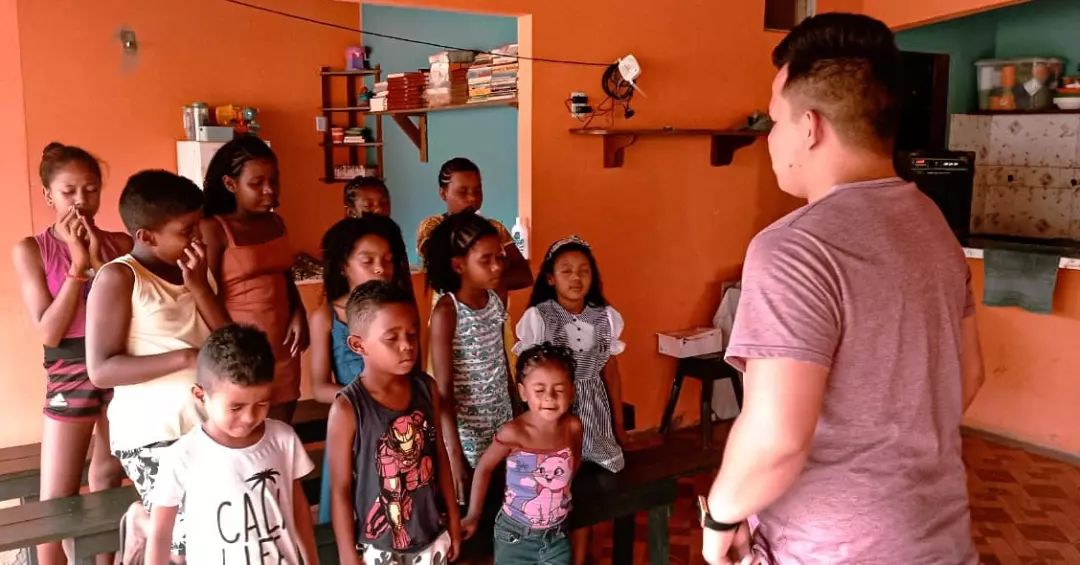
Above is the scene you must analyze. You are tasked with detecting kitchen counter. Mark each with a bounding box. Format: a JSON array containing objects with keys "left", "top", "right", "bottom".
[{"left": 962, "top": 235, "right": 1080, "bottom": 271}]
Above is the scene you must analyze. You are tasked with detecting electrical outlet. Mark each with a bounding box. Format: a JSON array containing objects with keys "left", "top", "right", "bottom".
[{"left": 315, "top": 116, "right": 328, "bottom": 132}]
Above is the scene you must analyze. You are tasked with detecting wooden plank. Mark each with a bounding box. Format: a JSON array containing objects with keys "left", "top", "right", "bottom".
[{"left": 1, "top": 400, "right": 330, "bottom": 502}]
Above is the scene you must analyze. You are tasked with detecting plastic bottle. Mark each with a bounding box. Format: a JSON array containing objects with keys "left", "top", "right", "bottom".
[{"left": 510, "top": 216, "right": 528, "bottom": 260}]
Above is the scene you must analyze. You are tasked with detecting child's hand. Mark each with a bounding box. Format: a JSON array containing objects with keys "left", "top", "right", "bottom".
[
  {"left": 55, "top": 209, "right": 90, "bottom": 271},
  {"left": 451, "top": 457, "right": 472, "bottom": 506},
  {"left": 460, "top": 514, "right": 478, "bottom": 540},
  {"left": 178, "top": 240, "right": 211, "bottom": 293},
  {"left": 448, "top": 528, "right": 461, "bottom": 561},
  {"left": 284, "top": 307, "right": 309, "bottom": 357}
]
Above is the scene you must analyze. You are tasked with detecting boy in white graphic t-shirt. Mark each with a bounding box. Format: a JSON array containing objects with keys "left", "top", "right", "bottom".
[{"left": 147, "top": 324, "right": 317, "bottom": 565}]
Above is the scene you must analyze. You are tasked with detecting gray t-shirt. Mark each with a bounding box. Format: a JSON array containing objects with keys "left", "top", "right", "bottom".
[{"left": 726, "top": 178, "right": 977, "bottom": 564}]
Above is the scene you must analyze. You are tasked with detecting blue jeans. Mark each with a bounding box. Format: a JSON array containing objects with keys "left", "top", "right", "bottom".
[{"left": 493, "top": 511, "right": 570, "bottom": 565}]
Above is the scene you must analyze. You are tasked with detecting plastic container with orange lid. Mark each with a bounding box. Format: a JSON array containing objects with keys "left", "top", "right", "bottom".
[{"left": 976, "top": 58, "right": 1063, "bottom": 111}]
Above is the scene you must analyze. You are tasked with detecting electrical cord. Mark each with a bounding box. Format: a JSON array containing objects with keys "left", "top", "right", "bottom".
[{"left": 224, "top": 0, "right": 612, "bottom": 67}]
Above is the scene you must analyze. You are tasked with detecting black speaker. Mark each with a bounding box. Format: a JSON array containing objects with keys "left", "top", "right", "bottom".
[
  {"left": 896, "top": 51, "right": 951, "bottom": 152},
  {"left": 896, "top": 150, "right": 975, "bottom": 238}
]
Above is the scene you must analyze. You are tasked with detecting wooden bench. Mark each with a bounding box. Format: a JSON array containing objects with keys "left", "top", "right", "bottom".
[
  {"left": 0, "top": 401, "right": 634, "bottom": 503},
  {"left": 0, "top": 402, "right": 641, "bottom": 563},
  {"left": 0, "top": 399, "right": 331, "bottom": 503}
]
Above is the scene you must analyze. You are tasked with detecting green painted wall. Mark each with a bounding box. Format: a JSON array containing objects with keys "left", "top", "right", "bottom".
[
  {"left": 896, "top": 0, "right": 1080, "bottom": 115},
  {"left": 895, "top": 10, "right": 998, "bottom": 115}
]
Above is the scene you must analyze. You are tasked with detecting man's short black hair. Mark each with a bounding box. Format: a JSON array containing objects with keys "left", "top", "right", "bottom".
[
  {"left": 119, "top": 169, "right": 204, "bottom": 233},
  {"left": 197, "top": 324, "right": 275, "bottom": 389},
  {"left": 346, "top": 280, "right": 417, "bottom": 334},
  {"left": 772, "top": 12, "right": 903, "bottom": 150}
]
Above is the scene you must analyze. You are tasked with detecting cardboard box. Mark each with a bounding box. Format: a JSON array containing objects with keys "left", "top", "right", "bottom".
[{"left": 657, "top": 327, "right": 725, "bottom": 358}]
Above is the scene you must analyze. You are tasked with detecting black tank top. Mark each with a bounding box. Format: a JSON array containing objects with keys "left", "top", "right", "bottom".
[{"left": 338, "top": 373, "right": 444, "bottom": 552}]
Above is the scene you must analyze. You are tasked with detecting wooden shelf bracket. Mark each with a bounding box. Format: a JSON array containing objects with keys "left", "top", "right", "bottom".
[
  {"left": 570, "top": 128, "right": 766, "bottom": 168},
  {"left": 390, "top": 114, "right": 429, "bottom": 163}
]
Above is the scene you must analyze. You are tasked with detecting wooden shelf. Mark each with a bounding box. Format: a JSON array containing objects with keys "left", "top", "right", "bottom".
[
  {"left": 322, "top": 106, "right": 373, "bottom": 113},
  {"left": 318, "top": 141, "right": 382, "bottom": 147},
  {"left": 372, "top": 99, "right": 518, "bottom": 116},
  {"left": 569, "top": 128, "right": 767, "bottom": 168},
  {"left": 320, "top": 67, "right": 380, "bottom": 77},
  {"left": 380, "top": 99, "right": 518, "bottom": 162},
  {"left": 319, "top": 176, "right": 383, "bottom": 184},
  {"left": 970, "top": 108, "right": 1080, "bottom": 115}
]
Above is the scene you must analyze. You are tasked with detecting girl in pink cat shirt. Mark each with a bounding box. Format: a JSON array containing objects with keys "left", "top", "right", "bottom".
[{"left": 461, "top": 343, "right": 582, "bottom": 564}]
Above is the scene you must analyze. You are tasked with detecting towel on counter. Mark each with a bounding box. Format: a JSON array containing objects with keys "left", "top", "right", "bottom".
[{"left": 982, "top": 248, "right": 1060, "bottom": 314}]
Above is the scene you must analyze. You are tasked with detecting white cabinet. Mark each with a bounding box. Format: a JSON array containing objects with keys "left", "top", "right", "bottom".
[{"left": 175, "top": 141, "right": 226, "bottom": 188}]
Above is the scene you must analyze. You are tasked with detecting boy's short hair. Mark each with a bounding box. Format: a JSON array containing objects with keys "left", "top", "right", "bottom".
[
  {"left": 346, "top": 280, "right": 416, "bottom": 334},
  {"left": 772, "top": 13, "right": 903, "bottom": 151},
  {"left": 119, "top": 169, "right": 204, "bottom": 233},
  {"left": 197, "top": 324, "right": 275, "bottom": 389}
]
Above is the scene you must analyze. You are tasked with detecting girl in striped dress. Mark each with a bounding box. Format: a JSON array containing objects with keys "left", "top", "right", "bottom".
[
  {"left": 514, "top": 235, "right": 628, "bottom": 565},
  {"left": 424, "top": 212, "right": 516, "bottom": 506}
]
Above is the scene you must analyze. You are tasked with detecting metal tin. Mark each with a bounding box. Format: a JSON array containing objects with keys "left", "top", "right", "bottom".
[
  {"left": 191, "top": 102, "right": 210, "bottom": 130},
  {"left": 181, "top": 105, "right": 196, "bottom": 140}
]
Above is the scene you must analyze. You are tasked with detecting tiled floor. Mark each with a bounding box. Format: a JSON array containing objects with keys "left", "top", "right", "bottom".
[{"left": 590, "top": 430, "right": 1080, "bottom": 564}]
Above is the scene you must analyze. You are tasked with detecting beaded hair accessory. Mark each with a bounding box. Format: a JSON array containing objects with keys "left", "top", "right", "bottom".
[{"left": 545, "top": 234, "right": 590, "bottom": 262}]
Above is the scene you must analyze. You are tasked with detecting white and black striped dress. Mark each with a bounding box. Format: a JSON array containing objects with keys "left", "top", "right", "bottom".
[{"left": 514, "top": 301, "right": 626, "bottom": 472}]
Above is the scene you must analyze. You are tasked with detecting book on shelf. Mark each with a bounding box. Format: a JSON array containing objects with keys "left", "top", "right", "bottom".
[{"left": 429, "top": 50, "right": 475, "bottom": 64}]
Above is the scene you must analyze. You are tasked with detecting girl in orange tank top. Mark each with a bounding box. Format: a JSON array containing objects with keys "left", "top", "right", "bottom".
[{"left": 200, "top": 136, "right": 308, "bottom": 421}]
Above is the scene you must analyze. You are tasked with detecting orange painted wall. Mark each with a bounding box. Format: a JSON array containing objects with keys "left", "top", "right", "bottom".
[
  {"left": 0, "top": 0, "right": 48, "bottom": 448},
  {"left": 349, "top": 0, "right": 801, "bottom": 431},
  {"left": 18, "top": 0, "right": 358, "bottom": 253},
  {"left": 0, "top": 0, "right": 359, "bottom": 448},
  {"left": 862, "top": 0, "right": 1028, "bottom": 29},
  {"left": 965, "top": 261, "right": 1080, "bottom": 455}
]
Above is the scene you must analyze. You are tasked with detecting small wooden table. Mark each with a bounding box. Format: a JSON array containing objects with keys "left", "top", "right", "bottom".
[{"left": 659, "top": 353, "right": 743, "bottom": 448}]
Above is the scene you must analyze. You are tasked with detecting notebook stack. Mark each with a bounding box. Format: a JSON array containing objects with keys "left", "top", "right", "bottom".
[
  {"left": 468, "top": 43, "right": 518, "bottom": 104},
  {"left": 467, "top": 53, "right": 494, "bottom": 103},
  {"left": 490, "top": 44, "right": 519, "bottom": 103},
  {"left": 385, "top": 71, "right": 427, "bottom": 111},
  {"left": 370, "top": 80, "right": 389, "bottom": 112},
  {"left": 426, "top": 50, "right": 473, "bottom": 107}
]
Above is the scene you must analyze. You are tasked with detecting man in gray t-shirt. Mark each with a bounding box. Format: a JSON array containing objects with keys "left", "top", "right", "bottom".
[{"left": 701, "top": 14, "right": 985, "bottom": 565}]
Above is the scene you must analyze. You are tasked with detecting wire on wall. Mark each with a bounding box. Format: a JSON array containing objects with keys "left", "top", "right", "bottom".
[{"left": 223, "top": 0, "right": 612, "bottom": 67}]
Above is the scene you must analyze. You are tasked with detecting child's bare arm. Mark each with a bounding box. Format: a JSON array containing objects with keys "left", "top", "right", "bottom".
[
  {"left": 500, "top": 239, "right": 533, "bottom": 292},
  {"left": 462, "top": 425, "right": 514, "bottom": 538},
  {"left": 12, "top": 237, "right": 84, "bottom": 347},
  {"left": 570, "top": 415, "right": 584, "bottom": 473},
  {"left": 428, "top": 377, "right": 462, "bottom": 560},
  {"left": 86, "top": 263, "right": 197, "bottom": 388},
  {"left": 327, "top": 396, "right": 362, "bottom": 565},
  {"left": 601, "top": 356, "right": 629, "bottom": 445},
  {"left": 292, "top": 478, "right": 319, "bottom": 565},
  {"left": 146, "top": 505, "right": 179, "bottom": 565},
  {"left": 430, "top": 296, "right": 470, "bottom": 499},
  {"left": 283, "top": 274, "right": 309, "bottom": 357},
  {"left": 308, "top": 305, "right": 341, "bottom": 403},
  {"left": 180, "top": 238, "right": 229, "bottom": 331}
]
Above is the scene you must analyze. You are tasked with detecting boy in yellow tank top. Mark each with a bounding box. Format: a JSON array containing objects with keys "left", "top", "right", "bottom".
[{"left": 87, "top": 170, "right": 229, "bottom": 561}]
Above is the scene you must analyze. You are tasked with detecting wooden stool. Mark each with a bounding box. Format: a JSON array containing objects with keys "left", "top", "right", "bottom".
[{"left": 658, "top": 353, "right": 743, "bottom": 448}]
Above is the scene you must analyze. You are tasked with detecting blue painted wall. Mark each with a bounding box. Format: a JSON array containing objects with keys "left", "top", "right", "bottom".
[
  {"left": 361, "top": 5, "right": 518, "bottom": 265},
  {"left": 897, "top": 0, "right": 1080, "bottom": 115}
]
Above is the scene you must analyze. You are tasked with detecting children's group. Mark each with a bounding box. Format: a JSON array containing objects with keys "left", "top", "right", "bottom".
[{"left": 13, "top": 136, "right": 631, "bottom": 565}]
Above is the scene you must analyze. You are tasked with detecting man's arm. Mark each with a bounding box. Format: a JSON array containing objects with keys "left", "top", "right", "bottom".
[
  {"left": 706, "top": 358, "right": 827, "bottom": 523},
  {"left": 960, "top": 316, "right": 985, "bottom": 411}
]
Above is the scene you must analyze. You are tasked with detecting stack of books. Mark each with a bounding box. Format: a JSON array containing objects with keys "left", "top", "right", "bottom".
[
  {"left": 468, "top": 44, "right": 518, "bottom": 104},
  {"left": 426, "top": 51, "right": 473, "bottom": 107},
  {"left": 467, "top": 53, "right": 494, "bottom": 103},
  {"left": 370, "top": 81, "right": 389, "bottom": 112},
  {"left": 385, "top": 71, "right": 427, "bottom": 111}
]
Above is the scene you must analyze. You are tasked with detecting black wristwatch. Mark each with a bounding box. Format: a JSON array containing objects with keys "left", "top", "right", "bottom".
[{"left": 697, "top": 495, "right": 740, "bottom": 532}]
